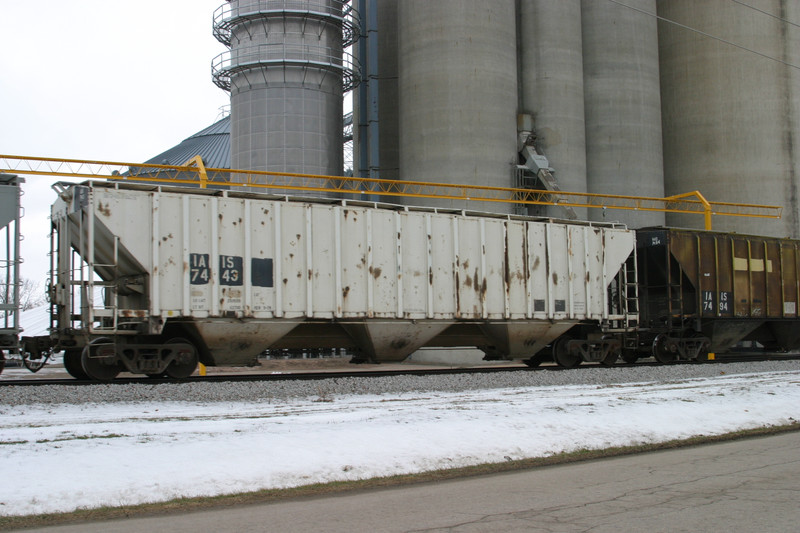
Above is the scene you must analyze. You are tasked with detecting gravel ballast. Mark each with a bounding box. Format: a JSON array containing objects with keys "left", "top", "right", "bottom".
[{"left": 3, "top": 360, "right": 800, "bottom": 406}]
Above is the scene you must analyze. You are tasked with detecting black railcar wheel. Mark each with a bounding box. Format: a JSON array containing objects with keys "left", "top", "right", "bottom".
[
  {"left": 553, "top": 336, "right": 581, "bottom": 368},
  {"left": 653, "top": 334, "right": 677, "bottom": 364},
  {"left": 600, "top": 350, "right": 619, "bottom": 367},
  {"left": 621, "top": 351, "right": 639, "bottom": 364},
  {"left": 63, "top": 348, "right": 90, "bottom": 380},
  {"left": 523, "top": 353, "right": 544, "bottom": 367},
  {"left": 81, "top": 338, "right": 122, "bottom": 381},
  {"left": 164, "top": 338, "right": 198, "bottom": 379}
]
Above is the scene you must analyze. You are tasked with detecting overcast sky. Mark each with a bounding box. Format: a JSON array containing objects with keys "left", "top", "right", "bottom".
[{"left": 1, "top": 1, "right": 231, "bottom": 288}]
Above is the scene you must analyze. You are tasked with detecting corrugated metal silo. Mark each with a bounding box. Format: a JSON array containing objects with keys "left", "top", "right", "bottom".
[
  {"left": 212, "top": 0, "right": 359, "bottom": 184},
  {"left": 397, "top": 0, "right": 518, "bottom": 213},
  {"left": 657, "top": 0, "right": 800, "bottom": 237},
  {"left": 519, "top": 0, "right": 587, "bottom": 219},
  {"left": 581, "top": 0, "right": 665, "bottom": 227}
]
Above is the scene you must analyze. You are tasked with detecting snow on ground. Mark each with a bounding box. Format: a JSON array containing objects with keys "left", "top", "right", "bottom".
[
  {"left": 1, "top": 369, "right": 799, "bottom": 517},
  {"left": 18, "top": 303, "right": 49, "bottom": 338}
]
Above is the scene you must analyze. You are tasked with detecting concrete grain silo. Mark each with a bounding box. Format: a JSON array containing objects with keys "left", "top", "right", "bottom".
[
  {"left": 657, "top": 0, "right": 800, "bottom": 237},
  {"left": 581, "top": 0, "right": 665, "bottom": 227},
  {"left": 519, "top": 0, "right": 588, "bottom": 219},
  {"left": 397, "top": 0, "right": 518, "bottom": 213},
  {"left": 212, "top": 0, "right": 359, "bottom": 184}
]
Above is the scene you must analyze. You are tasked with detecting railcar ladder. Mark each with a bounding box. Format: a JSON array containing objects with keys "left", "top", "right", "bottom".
[
  {"left": 667, "top": 254, "right": 684, "bottom": 325},
  {"left": 622, "top": 250, "right": 639, "bottom": 330}
]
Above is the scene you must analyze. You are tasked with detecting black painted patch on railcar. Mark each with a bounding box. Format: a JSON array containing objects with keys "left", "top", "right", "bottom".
[
  {"left": 719, "top": 291, "right": 732, "bottom": 315},
  {"left": 703, "top": 290, "right": 733, "bottom": 315},
  {"left": 251, "top": 258, "right": 274, "bottom": 288},
  {"left": 555, "top": 300, "right": 566, "bottom": 313},
  {"left": 190, "top": 253, "right": 210, "bottom": 285},
  {"left": 219, "top": 255, "right": 243, "bottom": 286},
  {"left": 534, "top": 299, "right": 545, "bottom": 312}
]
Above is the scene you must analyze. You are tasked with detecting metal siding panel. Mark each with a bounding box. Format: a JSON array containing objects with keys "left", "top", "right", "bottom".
[
  {"left": 766, "top": 241, "right": 781, "bottom": 317},
  {"left": 334, "top": 206, "right": 343, "bottom": 318},
  {"left": 697, "top": 233, "right": 717, "bottom": 317},
  {"left": 210, "top": 197, "right": 219, "bottom": 317},
  {"left": 217, "top": 197, "right": 246, "bottom": 313},
  {"left": 484, "top": 219, "right": 507, "bottom": 319},
  {"left": 400, "top": 212, "right": 427, "bottom": 316},
  {"left": 280, "top": 203, "right": 306, "bottom": 318},
  {"left": 370, "top": 210, "right": 396, "bottom": 316},
  {"left": 548, "top": 224, "right": 569, "bottom": 320},
  {"left": 717, "top": 236, "right": 734, "bottom": 317},
  {"left": 430, "top": 214, "right": 455, "bottom": 318},
  {"left": 340, "top": 207, "right": 367, "bottom": 317},
  {"left": 505, "top": 221, "right": 527, "bottom": 319},
  {"left": 155, "top": 193, "right": 183, "bottom": 314},
  {"left": 780, "top": 243, "right": 798, "bottom": 317},
  {"left": 528, "top": 223, "right": 547, "bottom": 319},
  {"left": 250, "top": 200, "right": 275, "bottom": 316},
  {"left": 457, "top": 218, "right": 482, "bottom": 319},
  {"left": 273, "top": 202, "right": 283, "bottom": 317},
  {"left": 189, "top": 197, "right": 211, "bottom": 317},
  {"left": 749, "top": 239, "right": 766, "bottom": 317},
  {"left": 311, "top": 206, "right": 335, "bottom": 318},
  {"left": 182, "top": 195, "right": 190, "bottom": 316}
]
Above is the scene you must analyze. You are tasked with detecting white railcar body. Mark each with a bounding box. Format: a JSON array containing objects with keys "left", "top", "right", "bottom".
[{"left": 50, "top": 182, "right": 637, "bottom": 368}]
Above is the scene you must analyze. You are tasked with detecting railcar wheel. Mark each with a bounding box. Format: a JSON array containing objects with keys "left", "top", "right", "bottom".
[
  {"left": 653, "top": 334, "right": 677, "bottom": 364},
  {"left": 63, "top": 348, "right": 90, "bottom": 380},
  {"left": 164, "top": 338, "right": 198, "bottom": 379},
  {"left": 621, "top": 351, "right": 639, "bottom": 364},
  {"left": 599, "top": 337, "right": 620, "bottom": 366},
  {"left": 81, "top": 338, "right": 122, "bottom": 381},
  {"left": 523, "top": 353, "right": 544, "bottom": 368},
  {"left": 600, "top": 350, "right": 619, "bottom": 367},
  {"left": 553, "top": 336, "right": 581, "bottom": 368}
]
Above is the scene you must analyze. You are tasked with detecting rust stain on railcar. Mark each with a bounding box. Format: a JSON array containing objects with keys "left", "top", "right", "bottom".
[
  {"left": 504, "top": 227, "right": 511, "bottom": 292},
  {"left": 455, "top": 270, "right": 461, "bottom": 318},
  {"left": 120, "top": 310, "right": 147, "bottom": 318}
]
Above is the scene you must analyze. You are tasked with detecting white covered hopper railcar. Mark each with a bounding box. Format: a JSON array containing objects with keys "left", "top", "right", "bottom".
[{"left": 49, "top": 182, "right": 638, "bottom": 380}]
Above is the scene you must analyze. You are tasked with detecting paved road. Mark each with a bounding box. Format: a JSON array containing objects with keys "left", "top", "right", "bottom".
[{"left": 23, "top": 431, "right": 800, "bottom": 532}]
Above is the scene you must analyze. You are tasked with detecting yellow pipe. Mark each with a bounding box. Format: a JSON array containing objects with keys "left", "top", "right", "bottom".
[{"left": 0, "top": 154, "right": 783, "bottom": 226}]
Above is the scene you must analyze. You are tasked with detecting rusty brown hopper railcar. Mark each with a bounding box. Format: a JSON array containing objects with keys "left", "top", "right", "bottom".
[{"left": 635, "top": 228, "right": 800, "bottom": 362}]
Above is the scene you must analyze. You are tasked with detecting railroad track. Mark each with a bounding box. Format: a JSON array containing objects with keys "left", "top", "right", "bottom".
[{"left": 3, "top": 354, "right": 796, "bottom": 387}]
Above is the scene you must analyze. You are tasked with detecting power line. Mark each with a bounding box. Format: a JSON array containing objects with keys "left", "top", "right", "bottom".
[
  {"left": 729, "top": 0, "right": 800, "bottom": 30},
  {"left": 603, "top": 0, "right": 800, "bottom": 72}
]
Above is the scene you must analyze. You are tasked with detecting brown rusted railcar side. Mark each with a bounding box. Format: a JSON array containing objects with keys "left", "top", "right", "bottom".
[{"left": 636, "top": 228, "right": 800, "bottom": 359}]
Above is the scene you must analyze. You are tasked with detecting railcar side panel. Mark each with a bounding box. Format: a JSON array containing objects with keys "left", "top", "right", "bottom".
[{"left": 50, "top": 182, "right": 637, "bottom": 366}]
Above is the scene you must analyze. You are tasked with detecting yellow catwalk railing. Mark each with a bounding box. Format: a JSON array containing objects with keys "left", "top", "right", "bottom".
[{"left": 0, "top": 153, "right": 783, "bottom": 230}]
